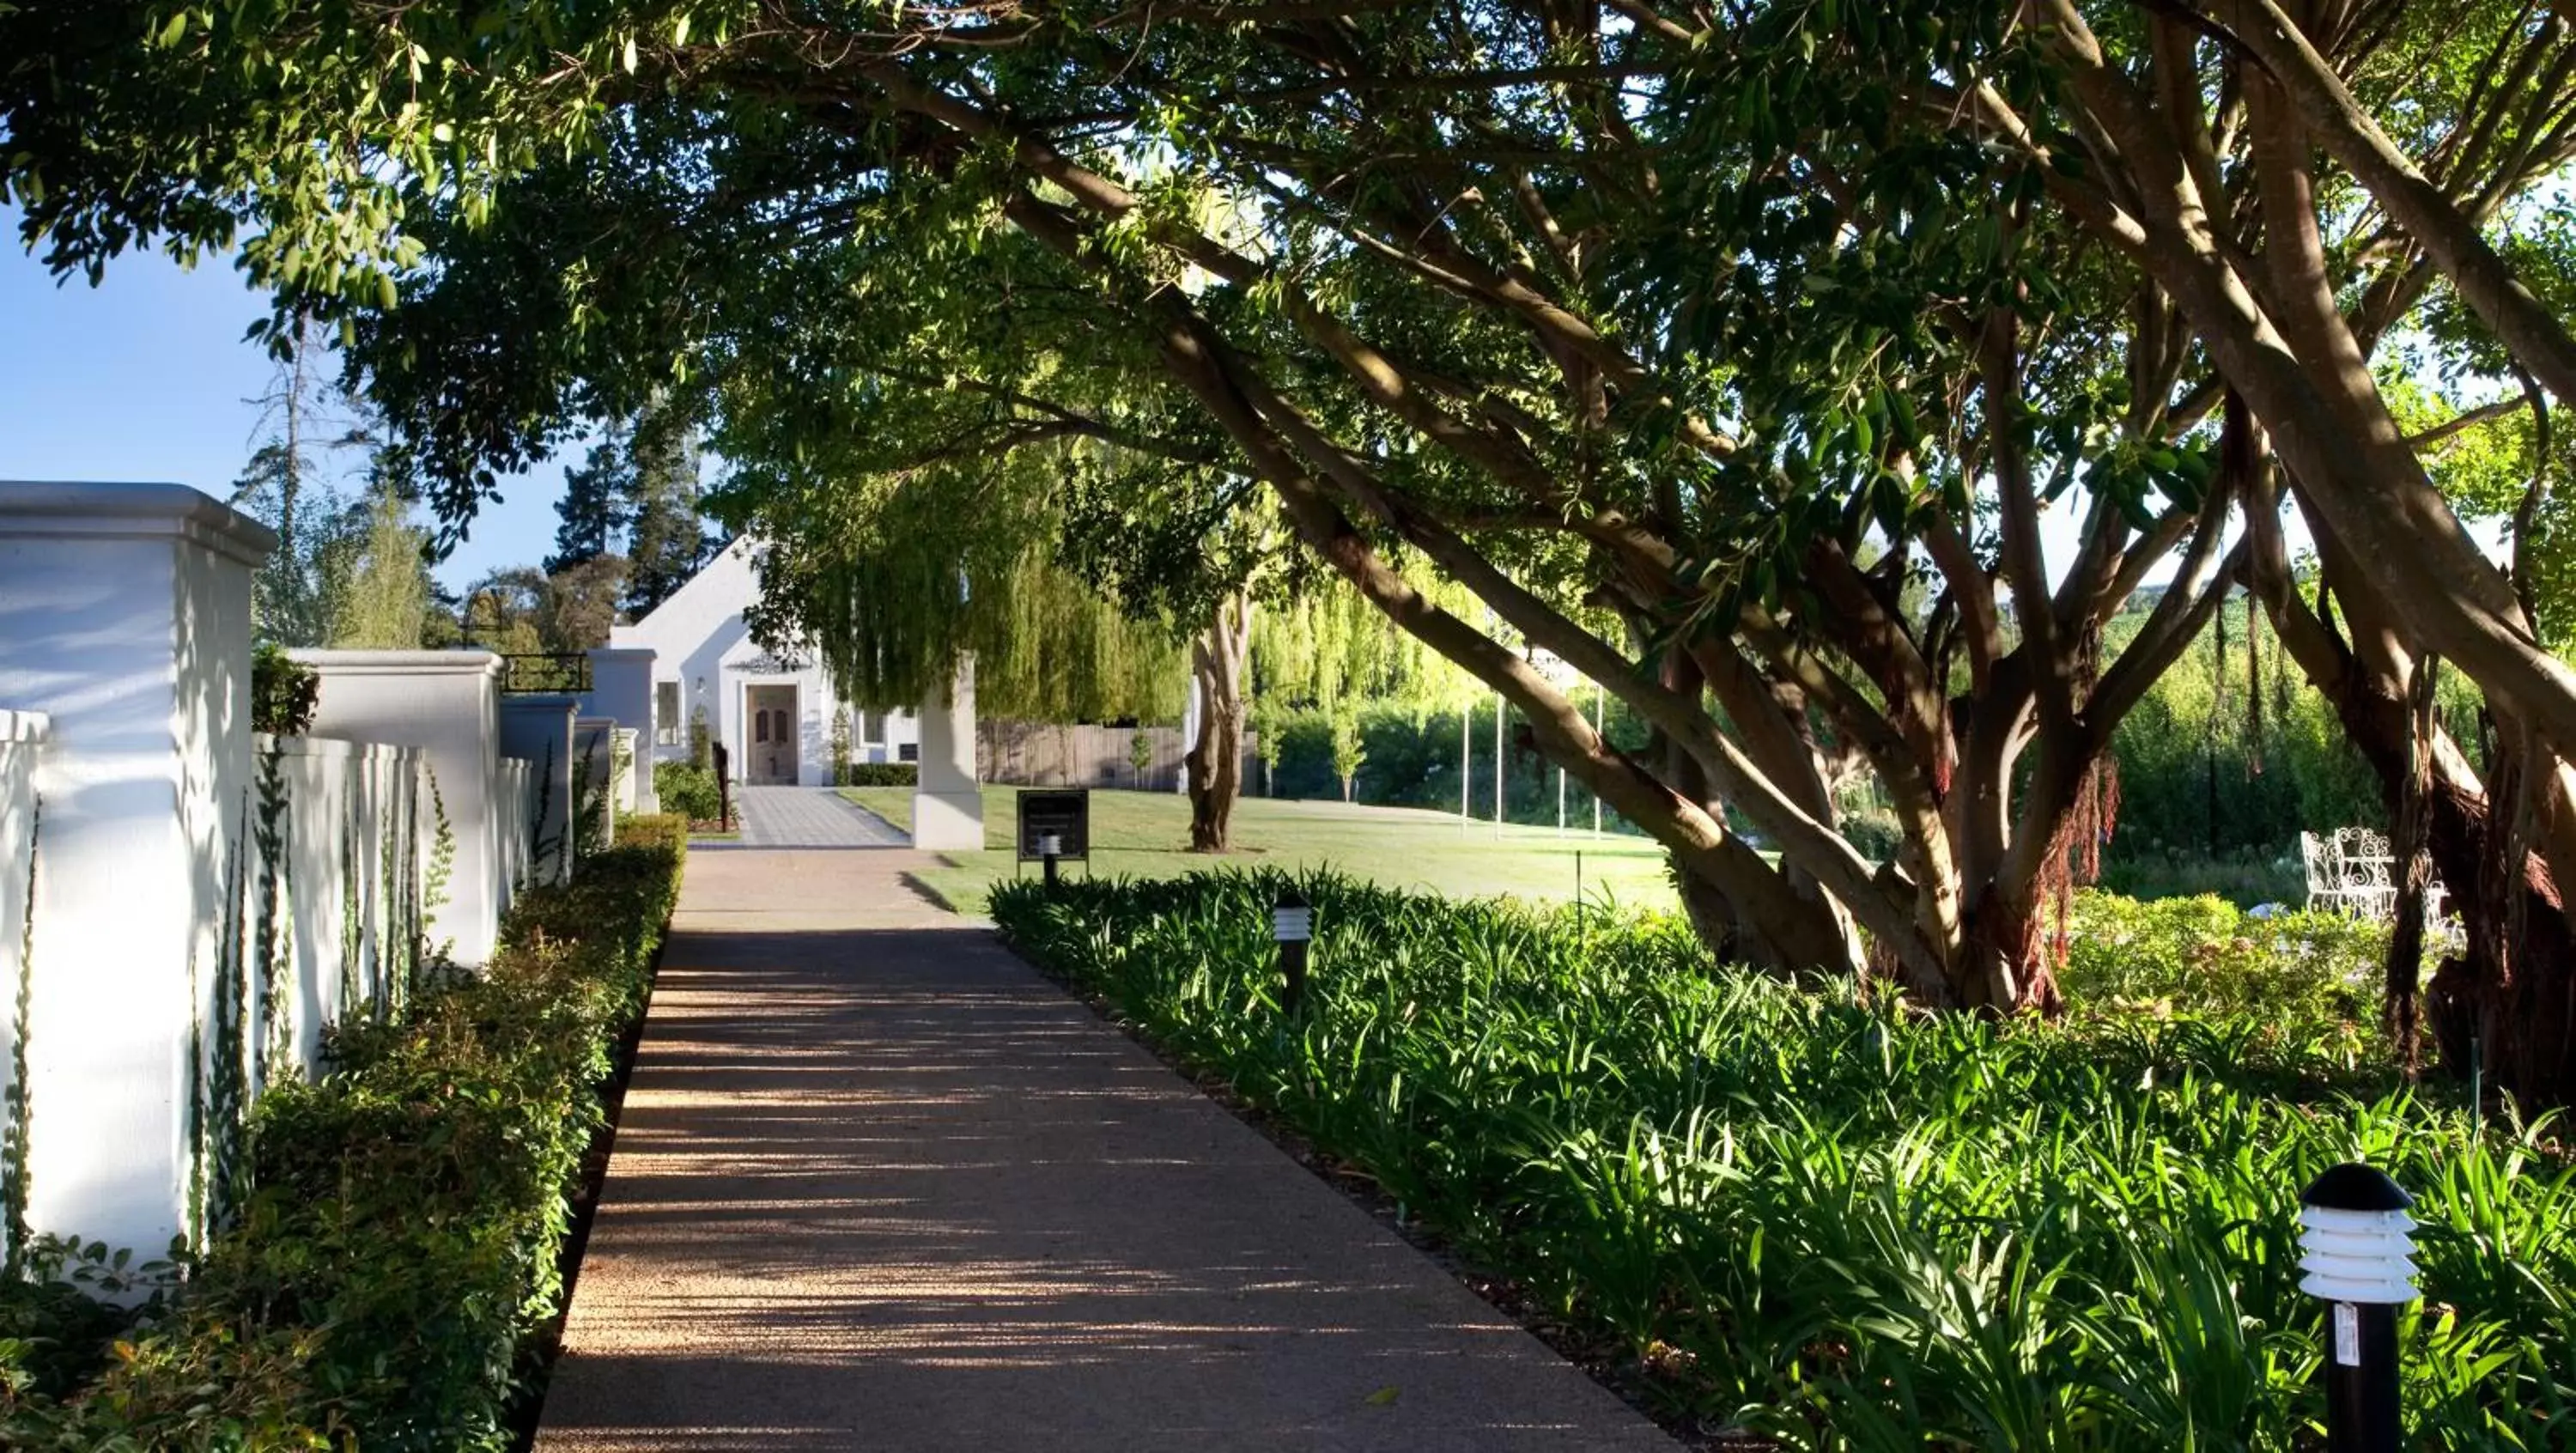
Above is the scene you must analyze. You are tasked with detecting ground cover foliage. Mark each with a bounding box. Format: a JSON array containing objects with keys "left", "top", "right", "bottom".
[
  {"left": 993, "top": 872, "right": 2575, "bottom": 1449},
  {"left": 0, "top": 816, "right": 686, "bottom": 1450}
]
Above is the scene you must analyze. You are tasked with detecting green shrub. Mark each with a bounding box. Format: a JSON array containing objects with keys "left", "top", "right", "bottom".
[
  {"left": 249, "top": 644, "right": 319, "bottom": 737},
  {"left": 2058, "top": 889, "right": 2403, "bottom": 1047},
  {"left": 653, "top": 760, "right": 722, "bottom": 822},
  {"left": 1836, "top": 803, "right": 1903, "bottom": 863},
  {"left": 840, "top": 762, "right": 916, "bottom": 787},
  {"left": 992, "top": 871, "right": 2571, "bottom": 1451},
  {"left": 2, "top": 816, "right": 686, "bottom": 1450}
]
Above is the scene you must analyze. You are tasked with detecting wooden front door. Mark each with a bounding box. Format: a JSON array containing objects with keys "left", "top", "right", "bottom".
[{"left": 746, "top": 684, "right": 799, "bottom": 784}]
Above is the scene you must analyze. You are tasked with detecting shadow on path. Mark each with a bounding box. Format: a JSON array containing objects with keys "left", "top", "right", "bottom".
[{"left": 533, "top": 854, "right": 1676, "bottom": 1453}]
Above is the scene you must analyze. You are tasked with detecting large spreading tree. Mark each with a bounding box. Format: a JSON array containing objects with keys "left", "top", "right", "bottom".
[{"left": 9, "top": 2, "right": 2576, "bottom": 1085}]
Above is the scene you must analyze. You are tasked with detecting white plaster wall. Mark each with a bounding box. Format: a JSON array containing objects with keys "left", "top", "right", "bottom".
[
  {"left": 0, "top": 482, "right": 270, "bottom": 1259},
  {"left": 612, "top": 543, "right": 758, "bottom": 768},
  {"left": 497, "top": 696, "right": 574, "bottom": 885},
  {"left": 291, "top": 652, "right": 507, "bottom": 968},
  {"left": 611, "top": 728, "right": 640, "bottom": 814},
  {"left": 581, "top": 647, "right": 658, "bottom": 812},
  {"left": 251, "top": 736, "right": 425, "bottom": 1076},
  {"left": 494, "top": 757, "right": 534, "bottom": 907}
]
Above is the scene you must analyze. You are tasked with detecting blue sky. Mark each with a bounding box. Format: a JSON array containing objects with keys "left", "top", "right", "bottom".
[{"left": 0, "top": 217, "right": 566, "bottom": 592}]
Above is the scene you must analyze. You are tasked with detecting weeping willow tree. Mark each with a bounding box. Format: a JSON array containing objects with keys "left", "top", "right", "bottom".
[
  {"left": 1249, "top": 567, "right": 1491, "bottom": 801},
  {"left": 737, "top": 450, "right": 1189, "bottom": 784},
  {"left": 754, "top": 532, "right": 1188, "bottom": 723},
  {"left": 1254, "top": 569, "right": 1485, "bottom": 722}
]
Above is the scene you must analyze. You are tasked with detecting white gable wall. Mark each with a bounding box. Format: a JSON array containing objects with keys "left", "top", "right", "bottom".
[{"left": 610, "top": 540, "right": 919, "bottom": 786}]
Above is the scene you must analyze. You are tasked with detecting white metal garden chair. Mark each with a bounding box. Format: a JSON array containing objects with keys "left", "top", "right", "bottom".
[
  {"left": 2300, "top": 830, "right": 2352, "bottom": 914},
  {"left": 2336, "top": 828, "right": 2399, "bottom": 921}
]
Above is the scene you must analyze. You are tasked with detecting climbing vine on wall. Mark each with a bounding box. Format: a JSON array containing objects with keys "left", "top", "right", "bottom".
[
  {"left": 337, "top": 800, "right": 365, "bottom": 1024},
  {"left": 571, "top": 734, "right": 605, "bottom": 866},
  {"left": 528, "top": 739, "right": 560, "bottom": 889},
  {"left": 184, "top": 945, "right": 204, "bottom": 1246},
  {"left": 421, "top": 765, "right": 454, "bottom": 974},
  {"left": 383, "top": 770, "right": 410, "bottom": 1015},
  {"left": 252, "top": 748, "right": 294, "bottom": 1086},
  {"left": 399, "top": 764, "right": 426, "bottom": 1003},
  {"left": 3, "top": 793, "right": 39, "bottom": 1274},
  {"left": 194, "top": 794, "right": 254, "bottom": 1237}
]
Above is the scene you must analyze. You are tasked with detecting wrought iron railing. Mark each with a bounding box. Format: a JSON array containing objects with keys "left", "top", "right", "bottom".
[{"left": 498, "top": 653, "right": 592, "bottom": 695}]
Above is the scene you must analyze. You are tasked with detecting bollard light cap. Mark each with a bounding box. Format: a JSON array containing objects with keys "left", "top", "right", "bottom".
[{"left": 2300, "top": 1162, "right": 2414, "bottom": 1213}]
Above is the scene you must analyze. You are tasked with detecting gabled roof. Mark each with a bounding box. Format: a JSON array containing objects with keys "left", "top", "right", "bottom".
[{"left": 610, "top": 538, "right": 757, "bottom": 652}]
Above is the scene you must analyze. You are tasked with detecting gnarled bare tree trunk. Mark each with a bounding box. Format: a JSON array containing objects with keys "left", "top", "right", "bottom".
[{"left": 1184, "top": 592, "right": 1249, "bottom": 853}]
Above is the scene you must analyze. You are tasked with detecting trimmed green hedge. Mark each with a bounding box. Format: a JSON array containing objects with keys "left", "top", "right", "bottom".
[
  {"left": 838, "top": 762, "right": 916, "bottom": 787},
  {"left": 0, "top": 815, "right": 686, "bottom": 1450}
]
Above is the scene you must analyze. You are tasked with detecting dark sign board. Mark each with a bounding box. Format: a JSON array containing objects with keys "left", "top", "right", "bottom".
[{"left": 1016, "top": 787, "right": 1092, "bottom": 862}]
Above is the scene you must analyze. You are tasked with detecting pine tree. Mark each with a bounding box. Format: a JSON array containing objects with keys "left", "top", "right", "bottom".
[
  {"left": 548, "top": 429, "right": 632, "bottom": 573},
  {"left": 622, "top": 403, "right": 708, "bottom": 617}
]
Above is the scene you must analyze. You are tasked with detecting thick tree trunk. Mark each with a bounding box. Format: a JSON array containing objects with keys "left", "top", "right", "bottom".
[
  {"left": 1959, "top": 890, "right": 2060, "bottom": 1016},
  {"left": 1652, "top": 647, "right": 1802, "bottom": 974},
  {"left": 2366, "top": 700, "right": 2576, "bottom": 1107},
  {"left": 2247, "top": 487, "right": 2576, "bottom": 1106},
  {"left": 1184, "top": 593, "right": 1249, "bottom": 853}
]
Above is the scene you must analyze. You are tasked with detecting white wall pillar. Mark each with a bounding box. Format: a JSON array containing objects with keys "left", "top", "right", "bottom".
[
  {"left": 581, "top": 647, "right": 658, "bottom": 812},
  {"left": 498, "top": 695, "right": 579, "bottom": 885},
  {"left": 1180, "top": 670, "right": 1204, "bottom": 795},
  {"left": 912, "top": 660, "right": 983, "bottom": 850},
  {"left": 292, "top": 651, "right": 507, "bottom": 966},
  {"left": 0, "top": 482, "right": 271, "bottom": 1258}
]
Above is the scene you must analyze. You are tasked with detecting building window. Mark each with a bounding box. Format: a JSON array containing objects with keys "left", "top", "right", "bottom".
[
  {"left": 655, "top": 682, "right": 681, "bottom": 745},
  {"left": 863, "top": 710, "right": 886, "bottom": 743},
  {"left": 898, "top": 742, "right": 920, "bottom": 763},
  {"left": 755, "top": 710, "right": 770, "bottom": 744}
]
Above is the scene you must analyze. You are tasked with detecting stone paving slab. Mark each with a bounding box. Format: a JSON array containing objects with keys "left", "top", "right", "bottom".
[
  {"left": 534, "top": 848, "right": 1680, "bottom": 1453},
  {"left": 730, "top": 786, "right": 910, "bottom": 848}
]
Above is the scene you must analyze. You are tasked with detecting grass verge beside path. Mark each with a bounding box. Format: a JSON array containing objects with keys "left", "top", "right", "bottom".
[{"left": 843, "top": 784, "right": 1679, "bottom": 915}]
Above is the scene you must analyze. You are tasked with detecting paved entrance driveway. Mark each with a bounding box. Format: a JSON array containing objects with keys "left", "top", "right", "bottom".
[
  {"left": 729, "top": 786, "right": 908, "bottom": 848},
  {"left": 532, "top": 848, "right": 1679, "bottom": 1452}
]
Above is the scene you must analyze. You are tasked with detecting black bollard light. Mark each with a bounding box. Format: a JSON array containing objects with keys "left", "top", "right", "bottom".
[
  {"left": 2299, "top": 1163, "right": 2418, "bottom": 1453},
  {"left": 1272, "top": 888, "right": 1314, "bottom": 1012},
  {"left": 1038, "top": 830, "right": 1064, "bottom": 890}
]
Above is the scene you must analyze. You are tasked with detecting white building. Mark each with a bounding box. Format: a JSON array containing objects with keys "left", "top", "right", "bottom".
[{"left": 610, "top": 540, "right": 920, "bottom": 786}]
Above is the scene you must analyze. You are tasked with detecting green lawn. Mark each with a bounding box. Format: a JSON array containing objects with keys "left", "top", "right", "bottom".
[{"left": 840, "top": 785, "right": 1680, "bottom": 917}]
